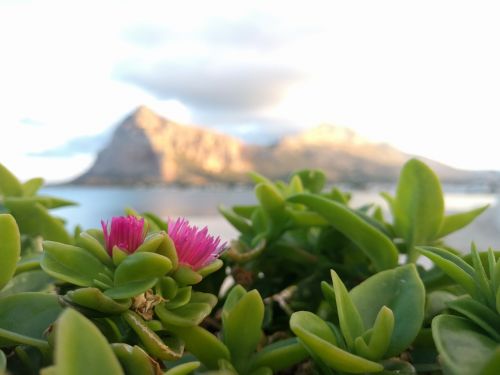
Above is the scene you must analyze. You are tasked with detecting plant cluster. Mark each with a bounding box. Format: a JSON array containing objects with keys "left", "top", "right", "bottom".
[{"left": 0, "top": 159, "right": 498, "bottom": 375}]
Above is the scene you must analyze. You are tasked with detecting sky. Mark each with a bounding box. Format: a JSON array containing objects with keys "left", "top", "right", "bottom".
[{"left": 1, "top": 0, "right": 500, "bottom": 182}]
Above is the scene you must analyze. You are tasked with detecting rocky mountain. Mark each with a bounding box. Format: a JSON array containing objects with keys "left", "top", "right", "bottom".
[
  {"left": 75, "top": 106, "right": 252, "bottom": 185},
  {"left": 74, "top": 106, "right": 498, "bottom": 187}
]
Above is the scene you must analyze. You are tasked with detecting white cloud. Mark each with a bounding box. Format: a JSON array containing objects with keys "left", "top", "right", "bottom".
[{"left": 1, "top": 0, "right": 500, "bottom": 181}]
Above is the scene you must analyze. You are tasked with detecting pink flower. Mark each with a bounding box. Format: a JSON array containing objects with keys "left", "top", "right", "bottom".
[
  {"left": 168, "top": 217, "right": 226, "bottom": 270},
  {"left": 101, "top": 216, "right": 147, "bottom": 255}
]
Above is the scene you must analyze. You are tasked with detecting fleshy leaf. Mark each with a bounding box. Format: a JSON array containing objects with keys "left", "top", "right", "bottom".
[
  {"left": 41, "top": 241, "right": 111, "bottom": 287},
  {"left": 417, "top": 246, "right": 476, "bottom": 297},
  {"left": 164, "top": 286, "right": 192, "bottom": 309},
  {"left": 437, "top": 205, "right": 489, "bottom": 238},
  {"left": 330, "top": 270, "right": 364, "bottom": 349},
  {"left": 65, "top": 288, "right": 131, "bottom": 315},
  {"left": 0, "top": 293, "right": 62, "bottom": 349},
  {"left": 222, "top": 289, "right": 265, "bottom": 373},
  {"left": 112, "top": 343, "right": 161, "bottom": 375},
  {"left": 54, "top": 309, "right": 124, "bottom": 375},
  {"left": 432, "top": 315, "right": 499, "bottom": 375},
  {"left": 0, "top": 163, "right": 23, "bottom": 197},
  {"left": 76, "top": 231, "right": 113, "bottom": 267},
  {"left": 4, "top": 200, "right": 71, "bottom": 243},
  {"left": 114, "top": 252, "right": 172, "bottom": 285},
  {"left": 0, "top": 214, "right": 20, "bottom": 290},
  {"left": 123, "top": 311, "right": 183, "bottom": 361},
  {"left": 250, "top": 338, "right": 309, "bottom": 373},
  {"left": 288, "top": 193, "right": 398, "bottom": 271},
  {"left": 104, "top": 279, "right": 158, "bottom": 300},
  {"left": 349, "top": 264, "right": 425, "bottom": 357},
  {"left": 392, "top": 159, "right": 444, "bottom": 248},
  {"left": 156, "top": 302, "right": 212, "bottom": 327},
  {"left": 446, "top": 296, "right": 500, "bottom": 341},
  {"left": 22, "top": 177, "right": 44, "bottom": 196},
  {"left": 166, "top": 325, "right": 230, "bottom": 370},
  {"left": 164, "top": 361, "right": 201, "bottom": 375},
  {"left": 290, "top": 311, "right": 383, "bottom": 373},
  {"left": 292, "top": 169, "right": 326, "bottom": 193},
  {"left": 219, "top": 206, "right": 253, "bottom": 234}
]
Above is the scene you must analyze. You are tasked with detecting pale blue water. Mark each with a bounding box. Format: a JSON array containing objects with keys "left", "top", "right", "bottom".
[
  {"left": 41, "top": 185, "right": 257, "bottom": 230},
  {"left": 40, "top": 186, "right": 499, "bottom": 250}
]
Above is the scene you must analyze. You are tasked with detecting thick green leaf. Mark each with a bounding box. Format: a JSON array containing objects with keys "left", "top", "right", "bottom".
[
  {"left": 250, "top": 338, "right": 308, "bottom": 372},
  {"left": 219, "top": 206, "right": 253, "bottom": 234},
  {"left": 142, "top": 212, "right": 168, "bottom": 232},
  {"left": 164, "top": 286, "right": 192, "bottom": 309},
  {"left": 286, "top": 208, "right": 329, "bottom": 227},
  {"left": 112, "top": 343, "right": 161, "bottom": 375},
  {"left": 424, "top": 290, "right": 457, "bottom": 322},
  {"left": 288, "top": 193, "right": 398, "bottom": 270},
  {"left": 156, "top": 302, "right": 212, "bottom": 327},
  {"left": 159, "top": 276, "right": 178, "bottom": 300},
  {"left": 12, "top": 196, "right": 76, "bottom": 209},
  {"left": 418, "top": 246, "right": 476, "bottom": 297},
  {"left": 379, "top": 359, "right": 417, "bottom": 375},
  {"left": 446, "top": 296, "right": 500, "bottom": 341},
  {"left": 330, "top": 270, "right": 364, "bottom": 349},
  {"left": 0, "top": 214, "right": 20, "bottom": 290},
  {"left": 4, "top": 200, "right": 71, "bottom": 243},
  {"left": 432, "top": 315, "right": 499, "bottom": 375},
  {"left": 0, "top": 163, "right": 23, "bottom": 197},
  {"left": 290, "top": 311, "right": 383, "bottom": 373},
  {"left": 135, "top": 232, "right": 165, "bottom": 253},
  {"left": 364, "top": 306, "right": 395, "bottom": 360},
  {"left": 104, "top": 279, "right": 158, "bottom": 299},
  {"left": 0, "top": 293, "right": 62, "bottom": 349},
  {"left": 393, "top": 159, "right": 444, "bottom": 247},
  {"left": 114, "top": 252, "right": 172, "bottom": 285},
  {"left": 22, "top": 177, "right": 44, "bottom": 196},
  {"left": 172, "top": 265, "right": 202, "bottom": 285},
  {"left": 287, "top": 174, "right": 304, "bottom": 195},
  {"left": 197, "top": 259, "right": 224, "bottom": 278},
  {"left": 350, "top": 264, "right": 425, "bottom": 357},
  {"left": 65, "top": 288, "right": 131, "bottom": 314},
  {"left": 232, "top": 205, "right": 258, "bottom": 219},
  {"left": 222, "top": 285, "right": 246, "bottom": 315},
  {"left": 167, "top": 325, "right": 230, "bottom": 370},
  {"left": 222, "top": 289, "right": 264, "bottom": 373},
  {"left": 189, "top": 291, "right": 218, "bottom": 309},
  {"left": 0, "top": 349, "right": 6, "bottom": 374},
  {"left": 54, "top": 309, "right": 124, "bottom": 375},
  {"left": 437, "top": 205, "right": 489, "bottom": 238},
  {"left": 255, "top": 183, "right": 286, "bottom": 223},
  {"left": 0, "top": 270, "right": 53, "bottom": 297},
  {"left": 292, "top": 169, "right": 326, "bottom": 193},
  {"left": 123, "top": 311, "right": 183, "bottom": 361},
  {"left": 164, "top": 361, "right": 201, "bottom": 375},
  {"left": 41, "top": 241, "right": 111, "bottom": 287},
  {"left": 76, "top": 231, "right": 112, "bottom": 267}
]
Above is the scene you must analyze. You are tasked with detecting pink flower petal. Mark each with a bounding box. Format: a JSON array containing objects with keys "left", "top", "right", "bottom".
[{"left": 168, "top": 217, "right": 226, "bottom": 270}]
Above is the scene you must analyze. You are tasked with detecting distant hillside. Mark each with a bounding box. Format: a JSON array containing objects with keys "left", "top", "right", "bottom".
[{"left": 74, "top": 106, "right": 499, "bottom": 187}]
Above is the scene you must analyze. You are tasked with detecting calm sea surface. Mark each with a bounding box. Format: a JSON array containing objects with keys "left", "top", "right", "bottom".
[{"left": 41, "top": 186, "right": 499, "bottom": 250}]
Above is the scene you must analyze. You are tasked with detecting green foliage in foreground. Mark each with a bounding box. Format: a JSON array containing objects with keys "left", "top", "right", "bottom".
[{"left": 0, "top": 160, "right": 498, "bottom": 374}]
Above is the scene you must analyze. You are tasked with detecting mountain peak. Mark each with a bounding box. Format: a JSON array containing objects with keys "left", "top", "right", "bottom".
[
  {"left": 74, "top": 106, "right": 481, "bottom": 186},
  {"left": 281, "top": 123, "right": 370, "bottom": 148},
  {"left": 128, "top": 105, "right": 171, "bottom": 131}
]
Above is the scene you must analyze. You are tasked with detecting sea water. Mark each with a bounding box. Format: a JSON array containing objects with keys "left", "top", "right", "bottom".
[{"left": 41, "top": 185, "right": 499, "bottom": 251}]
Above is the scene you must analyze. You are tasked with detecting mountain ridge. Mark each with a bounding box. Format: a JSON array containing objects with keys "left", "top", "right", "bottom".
[{"left": 74, "top": 106, "right": 499, "bottom": 188}]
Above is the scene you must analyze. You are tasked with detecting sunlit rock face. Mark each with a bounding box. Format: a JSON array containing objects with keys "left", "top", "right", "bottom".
[
  {"left": 251, "top": 124, "right": 409, "bottom": 183},
  {"left": 75, "top": 106, "right": 252, "bottom": 185},
  {"left": 75, "top": 106, "right": 482, "bottom": 186}
]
